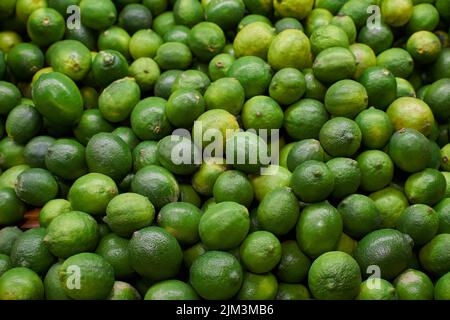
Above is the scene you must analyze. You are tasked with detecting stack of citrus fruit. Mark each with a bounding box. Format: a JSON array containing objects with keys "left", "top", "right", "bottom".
[{"left": 0, "top": 0, "right": 449, "bottom": 301}]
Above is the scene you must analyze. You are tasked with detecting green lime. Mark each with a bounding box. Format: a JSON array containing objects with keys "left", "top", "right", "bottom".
[
  {"left": 173, "top": 0, "right": 204, "bottom": 27},
  {"left": 98, "top": 26, "right": 130, "bottom": 59},
  {"left": 268, "top": 29, "right": 311, "bottom": 71},
  {"left": 434, "top": 198, "right": 450, "bottom": 234},
  {"left": 358, "top": 22, "right": 393, "bottom": 55},
  {"left": 172, "top": 69, "right": 210, "bottom": 94},
  {"left": 199, "top": 201, "right": 250, "bottom": 250},
  {"left": 349, "top": 43, "right": 377, "bottom": 80},
  {"left": 389, "top": 128, "right": 431, "bottom": 173},
  {"left": 43, "top": 262, "right": 70, "bottom": 300},
  {"left": 130, "top": 97, "right": 172, "bottom": 141},
  {"left": 129, "top": 226, "right": 182, "bottom": 280},
  {"left": 145, "top": 279, "right": 198, "bottom": 300},
  {"left": 273, "top": 0, "right": 314, "bottom": 20},
  {"left": 242, "top": 95, "right": 284, "bottom": 131},
  {"left": 312, "top": 47, "right": 356, "bottom": 84},
  {"left": 276, "top": 283, "right": 310, "bottom": 300},
  {"left": 276, "top": 240, "right": 311, "bottom": 283},
  {"left": 15, "top": 168, "right": 58, "bottom": 207},
  {"left": 406, "top": 3, "right": 440, "bottom": 33},
  {"left": 310, "top": 24, "right": 349, "bottom": 55},
  {"left": 131, "top": 165, "right": 180, "bottom": 209},
  {"left": 407, "top": 31, "right": 442, "bottom": 64},
  {"left": 0, "top": 267, "right": 44, "bottom": 300},
  {"left": 357, "top": 279, "right": 398, "bottom": 300},
  {"left": 60, "top": 252, "right": 115, "bottom": 300},
  {"left": 308, "top": 251, "right": 361, "bottom": 300},
  {"left": 396, "top": 204, "right": 439, "bottom": 245},
  {"left": 227, "top": 55, "right": 272, "bottom": 98},
  {"left": 7, "top": 43, "right": 44, "bottom": 81},
  {"left": 204, "top": 77, "right": 245, "bottom": 115},
  {"left": 0, "top": 138, "right": 26, "bottom": 169},
  {"left": 329, "top": 15, "right": 356, "bottom": 44},
  {"left": 269, "top": 68, "right": 306, "bottom": 105},
  {"left": 132, "top": 141, "right": 160, "bottom": 172},
  {"left": 10, "top": 228, "right": 54, "bottom": 275},
  {"left": 250, "top": 165, "right": 292, "bottom": 201},
  {"left": 86, "top": 132, "right": 132, "bottom": 181},
  {"left": 5, "top": 103, "right": 42, "bottom": 144},
  {"left": 112, "top": 127, "right": 140, "bottom": 151},
  {"left": 157, "top": 135, "right": 200, "bottom": 175},
  {"left": 355, "top": 108, "right": 394, "bottom": 149},
  {"left": 0, "top": 81, "right": 21, "bottom": 115},
  {"left": 326, "top": 157, "right": 361, "bottom": 199},
  {"left": 233, "top": 21, "right": 274, "bottom": 59},
  {"left": 370, "top": 187, "right": 409, "bottom": 228},
  {"left": 0, "top": 187, "right": 26, "bottom": 226},
  {"left": 419, "top": 234, "right": 450, "bottom": 277},
  {"left": 166, "top": 89, "right": 205, "bottom": 128},
  {"left": 44, "top": 211, "right": 98, "bottom": 258},
  {"left": 381, "top": 0, "right": 413, "bottom": 27},
  {"left": 68, "top": 173, "right": 118, "bottom": 216},
  {"left": 435, "top": 272, "right": 450, "bottom": 300},
  {"left": 79, "top": 0, "right": 117, "bottom": 30},
  {"left": 237, "top": 272, "right": 278, "bottom": 300},
  {"left": 98, "top": 77, "right": 140, "bottom": 123},
  {"left": 45, "top": 139, "right": 87, "bottom": 181},
  {"left": 303, "top": 68, "right": 327, "bottom": 100},
  {"left": 108, "top": 281, "right": 141, "bottom": 300},
  {"left": 192, "top": 158, "right": 227, "bottom": 196},
  {"left": 290, "top": 160, "right": 334, "bottom": 203},
  {"left": 394, "top": 269, "right": 434, "bottom": 300},
  {"left": 27, "top": 8, "right": 65, "bottom": 47},
  {"left": 275, "top": 17, "right": 304, "bottom": 33},
  {"left": 296, "top": 202, "right": 342, "bottom": 258},
  {"left": 154, "top": 42, "right": 193, "bottom": 70},
  {"left": 354, "top": 229, "right": 413, "bottom": 280},
  {"left": 357, "top": 150, "right": 394, "bottom": 192},
  {"left": 424, "top": 79, "right": 450, "bottom": 122},
  {"left": 92, "top": 50, "right": 129, "bottom": 88},
  {"left": 104, "top": 192, "right": 154, "bottom": 237},
  {"left": 39, "top": 199, "right": 71, "bottom": 228},
  {"left": 213, "top": 170, "right": 253, "bottom": 207},
  {"left": 338, "top": 194, "right": 381, "bottom": 239},
  {"left": 129, "top": 29, "right": 163, "bottom": 60},
  {"left": 431, "top": 48, "right": 450, "bottom": 81},
  {"left": 95, "top": 233, "right": 134, "bottom": 278},
  {"left": 32, "top": 71, "right": 83, "bottom": 126},
  {"left": 190, "top": 250, "right": 243, "bottom": 300},
  {"left": 240, "top": 231, "right": 281, "bottom": 273},
  {"left": 73, "top": 109, "right": 114, "bottom": 146},
  {"left": 325, "top": 79, "right": 368, "bottom": 118},
  {"left": 336, "top": 233, "right": 357, "bottom": 256},
  {"left": 358, "top": 67, "right": 397, "bottom": 110},
  {"left": 377, "top": 48, "right": 414, "bottom": 79},
  {"left": 157, "top": 202, "right": 201, "bottom": 245},
  {"left": 257, "top": 187, "right": 299, "bottom": 236},
  {"left": 179, "top": 184, "right": 202, "bottom": 208},
  {"left": 226, "top": 131, "right": 269, "bottom": 174},
  {"left": 404, "top": 168, "right": 446, "bottom": 205},
  {"left": 319, "top": 117, "right": 362, "bottom": 157},
  {"left": 283, "top": 99, "right": 329, "bottom": 141},
  {"left": 163, "top": 25, "right": 190, "bottom": 44},
  {"left": 208, "top": 53, "right": 235, "bottom": 81},
  {"left": 118, "top": 4, "right": 152, "bottom": 34},
  {"left": 0, "top": 227, "right": 22, "bottom": 255}
]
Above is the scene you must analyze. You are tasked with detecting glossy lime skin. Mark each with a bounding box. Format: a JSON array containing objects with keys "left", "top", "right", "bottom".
[{"left": 32, "top": 72, "right": 83, "bottom": 126}]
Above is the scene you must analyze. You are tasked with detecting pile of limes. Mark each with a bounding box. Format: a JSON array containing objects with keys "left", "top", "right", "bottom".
[{"left": 0, "top": 0, "right": 449, "bottom": 301}]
